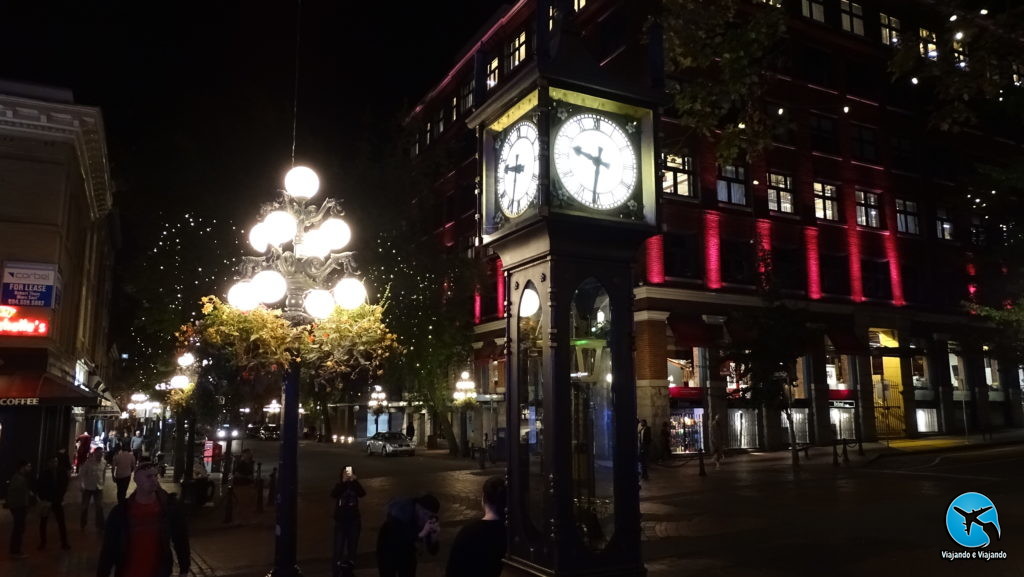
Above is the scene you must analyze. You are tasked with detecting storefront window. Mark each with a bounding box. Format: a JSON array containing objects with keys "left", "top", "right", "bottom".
[
  {"left": 569, "top": 278, "right": 614, "bottom": 551},
  {"left": 868, "top": 327, "right": 899, "bottom": 349},
  {"left": 916, "top": 408, "right": 938, "bottom": 433},
  {"left": 723, "top": 361, "right": 749, "bottom": 392},
  {"left": 727, "top": 408, "right": 758, "bottom": 448},
  {"left": 667, "top": 355, "right": 698, "bottom": 388},
  {"left": 792, "top": 357, "right": 809, "bottom": 399},
  {"left": 668, "top": 409, "right": 704, "bottom": 453},
  {"left": 824, "top": 349, "right": 851, "bottom": 390},
  {"left": 781, "top": 408, "right": 810, "bottom": 443},
  {"left": 517, "top": 282, "right": 545, "bottom": 535},
  {"left": 911, "top": 356, "right": 929, "bottom": 389},
  {"left": 984, "top": 353, "right": 1000, "bottom": 391},
  {"left": 948, "top": 341, "right": 966, "bottom": 390}
]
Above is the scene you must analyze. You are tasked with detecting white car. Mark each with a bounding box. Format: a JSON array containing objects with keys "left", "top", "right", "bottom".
[{"left": 366, "top": 432, "right": 415, "bottom": 457}]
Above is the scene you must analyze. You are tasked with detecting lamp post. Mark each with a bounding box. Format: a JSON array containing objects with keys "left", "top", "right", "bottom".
[
  {"left": 228, "top": 165, "right": 366, "bottom": 577},
  {"left": 453, "top": 371, "right": 477, "bottom": 458},
  {"left": 367, "top": 385, "right": 388, "bottom": 435}
]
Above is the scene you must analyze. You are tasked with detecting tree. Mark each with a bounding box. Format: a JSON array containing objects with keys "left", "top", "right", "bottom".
[
  {"left": 969, "top": 298, "right": 1024, "bottom": 369},
  {"left": 297, "top": 303, "right": 401, "bottom": 439}
]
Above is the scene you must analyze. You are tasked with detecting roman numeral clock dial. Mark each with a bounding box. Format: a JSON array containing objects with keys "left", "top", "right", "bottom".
[
  {"left": 496, "top": 120, "right": 540, "bottom": 218},
  {"left": 553, "top": 112, "right": 638, "bottom": 210}
]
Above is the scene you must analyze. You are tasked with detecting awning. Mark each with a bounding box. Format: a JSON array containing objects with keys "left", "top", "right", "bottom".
[
  {"left": 826, "top": 327, "right": 868, "bottom": 354},
  {"left": 0, "top": 373, "right": 100, "bottom": 407},
  {"left": 667, "top": 314, "right": 723, "bottom": 348}
]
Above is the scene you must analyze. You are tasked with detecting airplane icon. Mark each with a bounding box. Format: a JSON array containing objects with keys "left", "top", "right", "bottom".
[{"left": 953, "top": 506, "right": 1001, "bottom": 545}]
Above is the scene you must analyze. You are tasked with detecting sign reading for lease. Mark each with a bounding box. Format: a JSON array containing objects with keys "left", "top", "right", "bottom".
[{"left": 2, "top": 262, "right": 59, "bottom": 308}]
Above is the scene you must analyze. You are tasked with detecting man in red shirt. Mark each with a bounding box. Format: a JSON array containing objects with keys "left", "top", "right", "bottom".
[{"left": 96, "top": 462, "right": 190, "bottom": 577}]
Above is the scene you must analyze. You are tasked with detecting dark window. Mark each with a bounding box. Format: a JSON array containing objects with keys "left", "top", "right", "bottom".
[
  {"left": 936, "top": 208, "right": 954, "bottom": 240},
  {"left": 767, "top": 172, "right": 795, "bottom": 213},
  {"left": 896, "top": 199, "right": 920, "bottom": 234},
  {"left": 889, "top": 136, "right": 917, "bottom": 172},
  {"left": 716, "top": 165, "right": 747, "bottom": 205},
  {"left": 821, "top": 254, "right": 850, "bottom": 296},
  {"left": 970, "top": 215, "right": 986, "bottom": 245},
  {"left": 772, "top": 246, "right": 805, "bottom": 292},
  {"left": 722, "top": 239, "right": 755, "bottom": 285},
  {"left": 814, "top": 182, "right": 840, "bottom": 221},
  {"left": 851, "top": 125, "right": 878, "bottom": 162},
  {"left": 460, "top": 79, "right": 475, "bottom": 114},
  {"left": 809, "top": 113, "right": 838, "bottom": 153},
  {"left": 856, "top": 190, "right": 882, "bottom": 228},
  {"left": 862, "top": 260, "right": 893, "bottom": 300},
  {"left": 662, "top": 154, "right": 696, "bottom": 197},
  {"left": 901, "top": 264, "right": 922, "bottom": 303},
  {"left": 799, "top": 47, "right": 833, "bottom": 87},
  {"left": 665, "top": 233, "right": 701, "bottom": 279}
]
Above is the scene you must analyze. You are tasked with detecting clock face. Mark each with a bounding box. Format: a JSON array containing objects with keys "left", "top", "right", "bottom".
[
  {"left": 496, "top": 120, "right": 540, "bottom": 218},
  {"left": 553, "top": 112, "right": 638, "bottom": 210}
]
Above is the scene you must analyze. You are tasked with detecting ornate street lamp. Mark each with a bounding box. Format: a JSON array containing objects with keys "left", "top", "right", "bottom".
[
  {"left": 367, "top": 385, "right": 388, "bottom": 435},
  {"left": 228, "top": 165, "right": 366, "bottom": 577},
  {"left": 453, "top": 371, "right": 477, "bottom": 457}
]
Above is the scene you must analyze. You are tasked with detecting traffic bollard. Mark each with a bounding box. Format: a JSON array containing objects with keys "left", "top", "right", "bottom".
[
  {"left": 223, "top": 484, "right": 235, "bottom": 524},
  {"left": 698, "top": 448, "right": 707, "bottom": 477},
  {"left": 832, "top": 440, "right": 840, "bottom": 467},
  {"left": 842, "top": 441, "right": 850, "bottom": 465}
]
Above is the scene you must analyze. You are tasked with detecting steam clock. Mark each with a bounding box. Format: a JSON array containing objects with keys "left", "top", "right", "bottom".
[{"left": 469, "top": 13, "right": 660, "bottom": 577}]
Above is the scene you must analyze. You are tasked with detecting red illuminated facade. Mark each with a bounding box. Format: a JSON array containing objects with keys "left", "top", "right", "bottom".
[{"left": 406, "top": 0, "right": 1023, "bottom": 454}]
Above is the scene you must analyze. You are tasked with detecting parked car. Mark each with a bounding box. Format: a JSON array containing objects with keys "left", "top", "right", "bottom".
[
  {"left": 259, "top": 424, "right": 281, "bottom": 440},
  {"left": 366, "top": 432, "right": 415, "bottom": 457}
]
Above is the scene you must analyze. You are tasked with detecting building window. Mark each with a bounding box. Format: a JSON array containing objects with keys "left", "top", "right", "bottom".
[
  {"left": 855, "top": 190, "right": 881, "bottom": 228},
  {"left": 953, "top": 37, "right": 968, "bottom": 70},
  {"left": 437, "top": 108, "right": 445, "bottom": 135},
  {"left": 984, "top": 354, "right": 1000, "bottom": 391},
  {"left": 821, "top": 253, "right": 850, "bottom": 296},
  {"left": 802, "top": 0, "right": 825, "bottom": 22},
  {"left": 1012, "top": 62, "right": 1023, "bottom": 87},
  {"left": 971, "top": 214, "right": 986, "bottom": 245},
  {"left": 920, "top": 28, "right": 938, "bottom": 60},
  {"left": 460, "top": 79, "right": 475, "bottom": 114},
  {"left": 851, "top": 125, "right": 877, "bottom": 162},
  {"left": 450, "top": 96, "right": 458, "bottom": 123},
  {"left": 814, "top": 182, "right": 839, "bottom": 221},
  {"left": 862, "top": 260, "right": 892, "bottom": 300},
  {"left": 425, "top": 121, "right": 432, "bottom": 145},
  {"left": 809, "top": 113, "right": 837, "bottom": 153},
  {"left": 880, "top": 12, "right": 900, "bottom": 46},
  {"left": 665, "top": 233, "right": 701, "bottom": 279},
  {"left": 716, "top": 165, "right": 747, "bottom": 205},
  {"left": 508, "top": 30, "right": 527, "bottom": 71},
  {"left": 760, "top": 0, "right": 783, "bottom": 6},
  {"left": 767, "top": 172, "right": 795, "bottom": 213},
  {"left": 895, "top": 199, "right": 919, "bottom": 234},
  {"left": 486, "top": 57, "right": 500, "bottom": 90},
  {"left": 662, "top": 154, "right": 696, "bottom": 198},
  {"left": 936, "top": 208, "right": 954, "bottom": 240},
  {"left": 840, "top": 1, "right": 864, "bottom": 36}
]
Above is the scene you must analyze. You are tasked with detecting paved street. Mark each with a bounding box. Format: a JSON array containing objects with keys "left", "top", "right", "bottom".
[{"left": 2, "top": 434, "right": 1022, "bottom": 576}]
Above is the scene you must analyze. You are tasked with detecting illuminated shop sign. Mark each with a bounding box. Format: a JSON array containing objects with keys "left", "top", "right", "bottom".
[{"left": 0, "top": 306, "right": 49, "bottom": 336}]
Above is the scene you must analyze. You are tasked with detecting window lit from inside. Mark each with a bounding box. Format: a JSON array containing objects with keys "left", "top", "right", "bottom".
[
  {"left": 936, "top": 208, "right": 954, "bottom": 240},
  {"left": 952, "top": 38, "right": 968, "bottom": 70},
  {"left": 662, "top": 154, "right": 695, "bottom": 198},
  {"left": 895, "top": 199, "right": 919, "bottom": 234},
  {"left": 508, "top": 31, "right": 527, "bottom": 71},
  {"left": 767, "top": 172, "right": 794, "bottom": 213},
  {"left": 802, "top": 0, "right": 825, "bottom": 22},
  {"left": 880, "top": 13, "right": 900, "bottom": 46},
  {"left": 486, "top": 57, "right": 500, "bottom": 90},
  {"left": 855, "top": 190, "right": 881, "bottom": 228},
  {"left": 716, "top": 165, "right": 747, "bottom": 205},
  {"left": 919, "top": 28, "right": 938, "bottom": 60},
  {"left": 460, "top": 79, "right": 474, "bottom": 114},
  {"left": 840, "top": 1, "right": 864, "bottom": 36},
  {"left": 814, "top": 182, "right": 839, "bottom": 221}
]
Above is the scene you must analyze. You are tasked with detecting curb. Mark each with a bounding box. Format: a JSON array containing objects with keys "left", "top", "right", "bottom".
[
  {"left": 864, "top": 438, "right": 1023, "bottom": 465},
  {"left": 191, "top": 549, "right": 217, "bottom": 577}
]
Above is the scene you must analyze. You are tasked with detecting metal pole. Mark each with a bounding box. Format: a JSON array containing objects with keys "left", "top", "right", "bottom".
[
  {"left": 269, "top": 361, "right": 302, "bottom": 577},
  {"left": 962, "top": 395, "right": 969, "bottom": 442}
]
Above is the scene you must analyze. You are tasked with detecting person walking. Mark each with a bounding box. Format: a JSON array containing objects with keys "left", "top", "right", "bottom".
[
  {"left": 112, "top": 444, "right": 136, "bottom": 504},
  {"left": 36, "top": 454, "right": 71, "bottom": 550},
  {"left": 330, "top": 465, "right": 366, "bottom": 576},
  {"left": 130, "top": 430, "right": 145, "bottom": 461},
  {"left": 4, "top": 459, "right": 34, "bottom": 559},
  {"left": 445, "top": 476, "right": 506, "bottom": 577},
  {"left": 405, "top": 421, "right": 415, "bottom": 445},
  {"left": 710, "top": 413, "right": 725, "bottom": 469},
  {"left": 79, "top": 448, "right": 105, "bottom": 530},
  {"left": 376, "top": 493, "right": 441, "bottom": 577},
  {"left": 637, "top": 419, "right": 652, "bottom": 481},
  {"left": 97, "top": 462, "right": 190, "bottom": 577},
  {"left": 75, "top": 431, "right": 91, "bottom": 473}
]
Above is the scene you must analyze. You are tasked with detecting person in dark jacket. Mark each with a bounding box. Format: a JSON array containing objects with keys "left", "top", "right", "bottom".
[
  {"left": 5, "top": 459, "right": 34, "bottom": 558},
  {"left": 37, "top": 454, "right": 71, "bottom": 550},
  {"left": 96, "top": 462, "right": 190, "bottom": 577},
  {"left": 330, "top": 465, "right": 366, "bottom": 576},
  {"left": 445, "top": 475, "right": 506, "bottom": 577},
  {"left": 376, "top": 493, "right": 440, "bottom": 577},
  {"left": 638, "top": 419, "right": 652, "bottom": 480}
]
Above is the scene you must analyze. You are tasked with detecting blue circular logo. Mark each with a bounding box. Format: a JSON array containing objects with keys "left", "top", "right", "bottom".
[{"left": 946, "top": 492, "right": 1001, "bottom": 548}]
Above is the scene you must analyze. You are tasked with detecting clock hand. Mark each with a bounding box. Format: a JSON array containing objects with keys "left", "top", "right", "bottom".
[
  {"left": 592, "top": 146, "right": 604, "bottom": 205},
  {"left": 511, "top": 154, "right": 520, "bottom": 201},
  {"left": 573, "top": 145, "right": 610, "bottom": 169}
]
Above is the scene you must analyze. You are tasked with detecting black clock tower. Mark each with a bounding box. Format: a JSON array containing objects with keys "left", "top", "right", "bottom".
[{"left": 468, "top": 4, "right": 662, "bottom": 576}]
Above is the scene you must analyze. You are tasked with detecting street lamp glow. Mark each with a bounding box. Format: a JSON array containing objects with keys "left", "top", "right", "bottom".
[
  {"left": 333, "top": 277, "right": 367, "bottom": 310},
  {"left": 284, "top": 166, "right": 320, "bottom": 199},
  {"left": 177, "top": 352, "right": 195, "bottom": 367},
  {"left": 170, "top": 375, "right": 189, "bottom": 389},
  {"left": 520, "top": 287, "right": 540, "bottom": 317},
  {"left": 227, "top": 281, "right": 259, "bottom": 311},
  {"left": 303, "top": 289, "right": 336, "bottom": 319},
  {"left": 262, "top": 211, "right": 298, "bottom": 246},
  {"left": 294, "top": 228, "right": 331, "bottom": 259},
  {"left": 249, "top": 222, "right": 270, "bottom": 253},
  {"left": 454, "top": 370, "right": 477, "bottom": 403},
  {"left": 252, "top": 269, "right": 288, "bottom": 303},
  {"left": 319, "top": 218, "right": 351, "bottom": 251}
]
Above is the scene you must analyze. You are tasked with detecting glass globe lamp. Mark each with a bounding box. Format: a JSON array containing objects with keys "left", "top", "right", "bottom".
[{"left": 284, "top": 166, "right": 320, "bottom": 199}]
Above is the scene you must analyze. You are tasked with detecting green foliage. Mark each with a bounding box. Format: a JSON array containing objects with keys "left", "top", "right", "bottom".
[
  {"left": 656, "top": 0, "right": 787, "bottom": 163},
  {"left": 969, "top": 298, "right": 1024, "bottom": 366},
  {"left": 194, "top": 295, "right": 295, "bottom": 375}
]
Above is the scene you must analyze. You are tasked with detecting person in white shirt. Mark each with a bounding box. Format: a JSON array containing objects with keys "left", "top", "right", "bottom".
[
  {"left": 79, "top": 449, "right": 105, "bottom": 530},
  {"left": 111, "top": 448, "right": 136, "bottom": 504}
]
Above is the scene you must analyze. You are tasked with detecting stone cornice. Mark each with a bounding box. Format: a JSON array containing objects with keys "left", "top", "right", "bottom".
[{"left": 0, "top": 94, "right": 112, "bottom": 221}]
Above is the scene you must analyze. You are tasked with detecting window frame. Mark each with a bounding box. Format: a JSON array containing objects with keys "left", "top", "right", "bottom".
[
  {"left": 767, "top": 172, "right": 795, "bottom": 214},
  {"left": 920, "top": 28, "right": 938, "bottom": 61},
  {"left": 716, "top": 165, "right": 748, "bottom": 206},
  {"left": 880, "top": 12, "right": 900, "bottom": 46},
  {"left": 459, "top": 79, "right": 475, "bottom": 114},
  {"left": 813, "top": 181, "right": 840, "bottom": 222},
  {"left": 935, "top": 207, "right": 954, "bottom": 240},
  {"left": 486, "top": 56, "right": 500, "bottom": 90},
  {"left": 508, "top": 30, "right": 528, "bottom": 72},
  {"left": 840, "top": 1, "right": 865, "bottom": 36},
  {"left": 895, "top": 199, "right": 920, "bottom": 235},
  {"left": 851, "top": 124, "right": 878, "bottom": 163},
  {"left": 661, "top": 154, "right": 697, "bottom": 198},
  {"left": 855, "top": 189, "right": 882, "bottom": 229},
  {"left": 809, "top": 113, "right": 838, "bottom": 154},
  {"left": 802, "top": 0, "right": 825, "bottom": 22}
]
